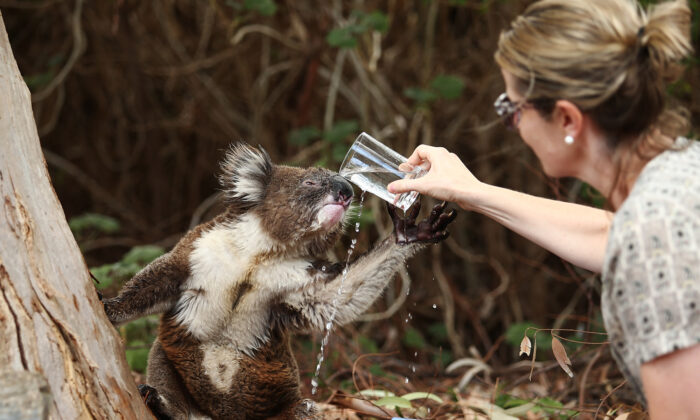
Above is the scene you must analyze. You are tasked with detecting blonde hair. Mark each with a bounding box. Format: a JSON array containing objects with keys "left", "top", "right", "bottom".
[{"left": 495, "top": 0, "right": 693, "bottom": 146}]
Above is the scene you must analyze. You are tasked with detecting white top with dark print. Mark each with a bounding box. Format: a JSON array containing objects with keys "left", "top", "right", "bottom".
[{"left": 602, "top": 137, "right": 700, "bottom": 404}]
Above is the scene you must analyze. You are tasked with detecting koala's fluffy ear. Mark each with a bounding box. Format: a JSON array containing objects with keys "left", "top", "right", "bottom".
[{"left": 219, "top": 143, "right": 273, "bottom": 205}]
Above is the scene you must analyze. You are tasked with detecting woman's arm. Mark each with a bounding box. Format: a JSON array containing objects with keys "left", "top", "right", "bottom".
[
  {"left": 389, "top": 145, "right": 611, "bottom": 272},
  {"left": 470, "top": 185, "right": 611, "bottom": 272},
  {"left": 641, "top": 344, "right": 700, "bottom": 419}
]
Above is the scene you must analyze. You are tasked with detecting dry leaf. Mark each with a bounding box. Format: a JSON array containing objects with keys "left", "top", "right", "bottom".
[
  {"left": 519, "top": 335, "right": 532, "bottom": 357},
  {"left": 551, "top": 337, "right": 574, "bottom": 378}
]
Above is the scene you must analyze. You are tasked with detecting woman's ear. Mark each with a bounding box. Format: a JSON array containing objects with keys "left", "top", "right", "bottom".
[{"left": 554, "top": 100, "right": 584, "bottom": 139}]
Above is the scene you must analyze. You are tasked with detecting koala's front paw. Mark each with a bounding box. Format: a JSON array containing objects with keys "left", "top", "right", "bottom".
[
  {"left": 138, "top": 384, "right": 172, "bottom": 420},
  {"left": 388, "top": 200, "right": 456, "bottom": 244}
]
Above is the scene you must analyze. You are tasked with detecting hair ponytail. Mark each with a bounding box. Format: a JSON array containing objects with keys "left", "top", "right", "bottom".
[{"left": 641, "top": 0, "right": 693, "bottom": 83}]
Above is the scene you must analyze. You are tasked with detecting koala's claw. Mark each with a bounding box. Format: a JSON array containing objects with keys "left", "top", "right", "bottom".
[
  {"left": 138, "top": 384, "right": 170, "bottom": 420},
  {"left": 388, "top": 200, "right": 457, "bottom": 244}
]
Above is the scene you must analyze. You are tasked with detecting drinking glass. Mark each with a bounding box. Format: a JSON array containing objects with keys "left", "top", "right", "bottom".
[{"left": 339, "top": 132, "right": 425, "bottom": 211}]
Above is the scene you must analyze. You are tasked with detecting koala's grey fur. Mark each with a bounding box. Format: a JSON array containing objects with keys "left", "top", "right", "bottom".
[{"left": 103, "top": 143, "right": 446, "bottom": 420}]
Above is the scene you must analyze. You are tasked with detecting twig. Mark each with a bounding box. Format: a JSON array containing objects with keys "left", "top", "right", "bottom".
[
  {"left": 230, "top": 24, "right": 305, "bottom": 51},
  {"left": 37, "top": 83, "right": 65, "bottom": 137},
  {"left": 32, "top": 0, "right": 86, "bottom": 103},
  {"left": 323, "top": 48, "right": 348, "bottom": 132},
  {"left": 194, "top": 3, "right": 216, "bottom": 59},
  {"left": 357, "top": 266, "right": 410, "bottom": 322},
  {"left": 188, "top": 193, "right": 222, "bottom": 229},
  {"left": 579, "top": 346, "right": 604, "bottom": 413},
  {"left": 433, "top": 244, "right": 466, "bottom": 358},
  {"left": 594, "top": 380, "right": 627, "bottom": 419},
  {"left": 42, "top": 148, "right": 150, "bottom": 233}
]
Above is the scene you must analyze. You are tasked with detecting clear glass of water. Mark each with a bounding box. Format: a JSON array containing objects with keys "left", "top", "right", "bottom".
[{"left": 339, "top": 132, "right": 425, "bottom": 211}]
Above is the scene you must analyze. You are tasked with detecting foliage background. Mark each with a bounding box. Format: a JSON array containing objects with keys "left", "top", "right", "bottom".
[{"left": 3, "top": 0, "right": 699, "bottom": 416}]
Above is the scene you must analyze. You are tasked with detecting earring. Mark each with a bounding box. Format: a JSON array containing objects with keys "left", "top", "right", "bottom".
[{"left": 564, "top": 135, "right": 574, "bottom": 145}]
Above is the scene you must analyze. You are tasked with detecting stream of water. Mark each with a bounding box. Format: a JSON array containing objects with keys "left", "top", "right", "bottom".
[{"left": 310, "top": 191, "right": 366, "bottom": 395}]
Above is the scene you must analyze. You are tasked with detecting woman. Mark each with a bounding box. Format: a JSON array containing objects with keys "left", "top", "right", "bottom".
[{"left": 388, "top": 0, "right": 699, "bottom": 417}]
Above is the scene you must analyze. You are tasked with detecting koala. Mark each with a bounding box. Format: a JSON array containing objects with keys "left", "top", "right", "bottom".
[{"left": 103, "top": 143, "right": 456, "bottom": 420}]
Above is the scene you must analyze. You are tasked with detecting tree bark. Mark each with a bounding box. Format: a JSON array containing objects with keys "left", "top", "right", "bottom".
[{"left": 0, "top": 11, "right": 151, "bottom": 420}]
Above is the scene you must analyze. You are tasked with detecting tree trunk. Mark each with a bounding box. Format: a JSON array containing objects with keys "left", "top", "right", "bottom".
[{"left": 0, "top": 12, "right": 151, "bottom": 420}]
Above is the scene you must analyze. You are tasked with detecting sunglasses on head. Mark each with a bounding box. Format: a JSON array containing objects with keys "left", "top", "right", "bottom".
[{"left": 494, "top": 93, "right": 528, "bottom": 130}]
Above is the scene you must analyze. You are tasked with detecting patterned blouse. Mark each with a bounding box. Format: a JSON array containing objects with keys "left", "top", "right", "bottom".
[{"left": 602, "top": 137, "right": 700, "bottom": 404}]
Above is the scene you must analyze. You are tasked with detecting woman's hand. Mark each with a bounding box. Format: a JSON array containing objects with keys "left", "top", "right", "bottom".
[{"left": 387, "top": 145, "right": 483, "bottom": 210}]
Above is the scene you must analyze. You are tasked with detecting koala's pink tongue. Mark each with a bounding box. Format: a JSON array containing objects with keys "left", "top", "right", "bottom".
[{"left": 319, "top": 204, "right": 346, "bottom": 228}]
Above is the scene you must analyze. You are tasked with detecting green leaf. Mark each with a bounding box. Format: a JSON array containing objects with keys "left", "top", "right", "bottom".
[
  {"left": 357, "top": 389, "right": 395, "bottom": 398},
  {"left": 323, "top": 120, "right": 359, "bottom": 144},
  {"left": 332, "top": 143, "right": 349, "bottom": 163},
  {"left": 402, "top": 327, "right": 426, "bottom": 349},
  {"left": 124, "top": 315, "right": 159, "bottom": 342},
  {"left": 243, "top": 0, "right": 277, "bottom": 16},
  {"left": 430, "top": 75, "right": 465, "bottom": 100},
  {"left": 401, "top": 392, "right": 443, "bottom": 403},
  {"left": 326, "top": 27, "right": 358, "bottom": 48},
  {"left": 313, "top": 157, "right": 329, "bottom": 168},
  {"left": 374, "top": 396, "right": 412, "bottom": 409},
  {"left": 89, "top": 264, "right": 116, "bottom": 290},
  {"left": 90, "top": 245, "right": 164, "bottom": 290},
  {"left": 69, "top": 213, "right": 120, "bottom": 235},
  {"left": 580, "top": 183, "right": 605, "bottom": 209},
  {"left": 24, "top": 72, "right": 54, "bottom": 90},
  {"left": 368, "top": 363, "right": 386, "bottom": 377},
  {"left": 289, "top": 126, "right": 321, "bottom": 146},
  {"left": 504, "top": 402, "right": 537, "bottom": 417},
  {"left": 125, "top": 346, "right": 150, "bottom": 373},
  {"left": 427, "top": 322, "right": 448, "bottom": 342},
  {"left": 361, "top": 11, "right": 389, "bottom": 33},
  {"left": 122, "top": 245, "right": 165, "bottom": 266},
  {"left": 358, "top": 208, "right": 375, "bottom": 225},
  {"left": 536, "top": 397, "right": 563, "bottom": 413},
  {"left": 432, "top": 349, "right": 453, "bottom": 367},
  {"left": 403, "top": 87, "right": 438, "bottom": 104},
  {"left": 358, "top": 335, "right": 379, "bottom": 353},
  {"left": 495, "top": 393, "right": 531, "bottom": 409}
]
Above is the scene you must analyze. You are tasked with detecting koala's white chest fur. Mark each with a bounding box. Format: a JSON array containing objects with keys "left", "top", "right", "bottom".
[{"left": 175, "top": 213, "right": 313, "bottom": 354}]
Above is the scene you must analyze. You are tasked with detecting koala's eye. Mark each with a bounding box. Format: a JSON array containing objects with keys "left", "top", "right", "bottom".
[{"left": 303, "top": 180, "right": 317, "bottom": 186}]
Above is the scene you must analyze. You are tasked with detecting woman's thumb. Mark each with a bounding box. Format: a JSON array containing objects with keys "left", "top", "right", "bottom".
[{"left": 388, "top": 179, "right": 412, "bottom": 194}]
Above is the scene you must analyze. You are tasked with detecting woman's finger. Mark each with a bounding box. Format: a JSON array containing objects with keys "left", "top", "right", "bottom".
[
  {"left": 404, "top": 144, "right": 437, "bottom": 166},
  {"left": 388, "top": 178, "right": 421, "bottom": 194}
]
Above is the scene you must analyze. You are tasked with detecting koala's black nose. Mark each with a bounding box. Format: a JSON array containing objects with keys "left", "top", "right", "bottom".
[{"left": 331, "top": 175, "right": 354, "bottom": 203}]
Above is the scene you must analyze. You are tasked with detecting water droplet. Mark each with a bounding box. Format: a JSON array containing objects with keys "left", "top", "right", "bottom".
[
  {"left": 404, "top": 377, "right": 409, "bottom": 384},
  {"left": 311, "top": 196, "right": 366, "bottom": 400},
  {"left": 414, "top": 351, "right": 418, "bottom": 357},
  {"left": 411, "top": 365, "right": 416, "bottom": 373},
  {"left": 432, "top": 304, "right": 437, "bottom": 309},
  {"left": 408, "top": 313, "right": 413, "bottom": 320}
]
